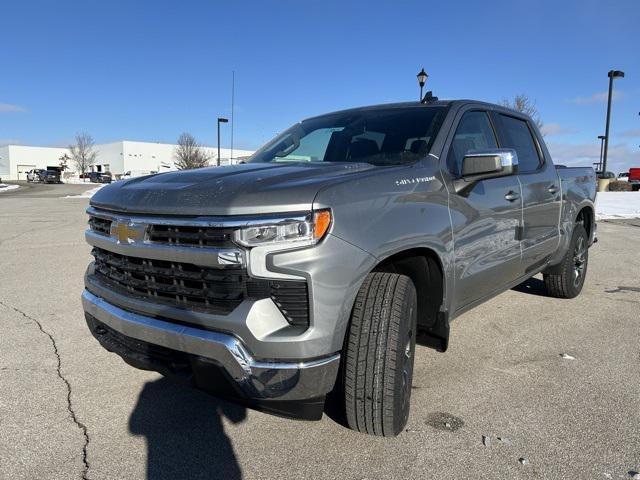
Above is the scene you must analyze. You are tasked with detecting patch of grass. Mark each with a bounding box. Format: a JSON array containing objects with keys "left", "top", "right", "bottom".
[{"left": 608, "top": 181, "right": 633, "bottom": 192}]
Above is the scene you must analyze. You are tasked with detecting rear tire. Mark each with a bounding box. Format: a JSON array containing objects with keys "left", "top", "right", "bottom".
[
  {"left": 544, "top": 224, "right": 589, "bottom": 298},
  {"left": 343, "top": 272, "right": 417, "bottom": 436}
]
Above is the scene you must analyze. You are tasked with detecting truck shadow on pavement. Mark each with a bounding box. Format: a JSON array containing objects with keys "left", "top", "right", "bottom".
[
  {"left": 512, "top": 276, "right": 548, "bottom": 297},
  {"left": 129, "top": 377, "right": 246, "bottom": 480}
]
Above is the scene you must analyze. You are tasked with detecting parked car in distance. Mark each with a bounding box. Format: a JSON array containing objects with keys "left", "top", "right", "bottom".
[
  {"left": 82, "top": 99, "right": 597, "bottom": 437},
  {"left": 617, "top": 172, "right": 629, "bottom": 181},
  {"left": 41, "top": 169, "right": 61, "bottom": 184},
  {"left": 628, "top": 168, "right": 640, "bottom": 191},
  {"left": 26, "top": 169, "right": 45, "bottom": 182},
  {"left": 596, "top": 170, "right": 616, "bottom": 180},
  {"left": 89, "top": 171, "right": 112, "bottom": 184}
]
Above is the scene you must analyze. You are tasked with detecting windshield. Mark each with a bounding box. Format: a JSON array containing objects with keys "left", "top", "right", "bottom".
[{"left": 248, "top": 106, "right": 446, "bottom": 166}]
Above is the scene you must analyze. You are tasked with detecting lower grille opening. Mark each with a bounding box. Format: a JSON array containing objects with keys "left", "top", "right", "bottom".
[{"left": 90, "top": 247, "right": 309, "bottom": 326}]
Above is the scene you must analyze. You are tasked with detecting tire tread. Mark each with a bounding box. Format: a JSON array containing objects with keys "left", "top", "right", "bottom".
[
  {"left": 544, "top": 224, "right": 588, "bottom": 299},
  {"left": 344, "top": 272, "right": 416, "bottom": 436}
]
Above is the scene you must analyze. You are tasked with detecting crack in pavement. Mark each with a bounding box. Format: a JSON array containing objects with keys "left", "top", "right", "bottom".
[{"left": 0, "top": 300, "right": 91, "bottom": 480}]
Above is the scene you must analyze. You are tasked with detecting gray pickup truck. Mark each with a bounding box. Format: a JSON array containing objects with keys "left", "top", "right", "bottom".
[{"left": 82, "top": 99, "right": 596, "bottom": 436}]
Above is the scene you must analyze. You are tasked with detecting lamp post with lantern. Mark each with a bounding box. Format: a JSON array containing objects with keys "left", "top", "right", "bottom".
[{"left": 416, "top": 68, "right": 428, "bottom": 101}]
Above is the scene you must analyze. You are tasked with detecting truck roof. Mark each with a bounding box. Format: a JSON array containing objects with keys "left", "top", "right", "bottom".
[{"left": 303, "top": 99, "right": 524, "bottom": 122}]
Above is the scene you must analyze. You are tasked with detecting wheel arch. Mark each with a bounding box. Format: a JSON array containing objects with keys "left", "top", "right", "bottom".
[
  {"left": 371, "top": 247, "right": 449, "bottom": 352},
  {"left": 576, "top": 205, "right": 595, "bottom": 243}
]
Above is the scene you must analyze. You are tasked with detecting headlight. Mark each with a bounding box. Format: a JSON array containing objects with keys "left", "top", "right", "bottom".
[{"left": 235, "top": 210, "right": 332, "bottom": 247}]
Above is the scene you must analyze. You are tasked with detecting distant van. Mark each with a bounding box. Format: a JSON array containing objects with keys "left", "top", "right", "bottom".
[{"left": 122, "top": 170, "right": 154, "bottom": 179}]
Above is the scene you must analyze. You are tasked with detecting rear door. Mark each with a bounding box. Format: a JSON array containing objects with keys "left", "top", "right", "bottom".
[
  {"left": 494, "top": 113, "right": 561, "bottom": 268},
  {"left": 444, "top": 108, "right": 524, "bottom": 310}
]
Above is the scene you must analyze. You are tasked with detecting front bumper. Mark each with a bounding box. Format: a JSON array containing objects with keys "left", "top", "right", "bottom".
[{"left": 82, "top": 289, "right": 340, "bottom": 419}]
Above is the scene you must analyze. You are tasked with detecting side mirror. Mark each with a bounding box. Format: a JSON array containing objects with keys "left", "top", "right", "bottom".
[{"left": 454, "top": 149, "right": 518, "bottom": 194}]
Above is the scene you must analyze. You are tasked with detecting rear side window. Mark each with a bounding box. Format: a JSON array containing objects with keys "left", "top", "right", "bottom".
[
  {"left": 498, "top": 115, "right": 542, "bottom": 173},
  {"left": 447, "top": 111, "right": 498, "bottom": 176}
]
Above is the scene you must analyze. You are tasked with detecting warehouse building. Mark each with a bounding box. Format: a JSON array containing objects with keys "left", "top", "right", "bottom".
[{"left": 0, "top": 141, "right": 254, "bottom": 181}]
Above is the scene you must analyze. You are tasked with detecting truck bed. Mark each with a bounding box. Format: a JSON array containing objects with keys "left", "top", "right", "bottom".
[{"left": 557, "top": 166, "right": 597, "bottom": 199}]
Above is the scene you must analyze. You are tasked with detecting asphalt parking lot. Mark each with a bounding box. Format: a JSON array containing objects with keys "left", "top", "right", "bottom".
[{"left": 1, "top": 183, "right": 639, "bottom": 480}]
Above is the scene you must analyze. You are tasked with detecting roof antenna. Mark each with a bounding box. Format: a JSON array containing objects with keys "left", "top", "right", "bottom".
[{"left": 421, "top": 90, "right": 438, "bottom": 104}]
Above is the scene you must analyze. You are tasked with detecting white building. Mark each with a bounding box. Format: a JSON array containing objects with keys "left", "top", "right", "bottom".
[
  {"left": 0, "top": 141, "right": 254, "bottom": 181},
  {"left": 0, "top": 145, "right": 71, "bottom": 181}
]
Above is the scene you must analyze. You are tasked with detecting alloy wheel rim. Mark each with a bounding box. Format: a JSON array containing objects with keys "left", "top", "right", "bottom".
[
  {"left": 573, "top": 236, "right": 586, "bottom": 288},
  {"left": 401, "top": 330, "right": 413, "bottom": 412}
]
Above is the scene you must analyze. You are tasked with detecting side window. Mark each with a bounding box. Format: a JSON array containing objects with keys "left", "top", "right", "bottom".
[
  {"left": 498, "top": 115, "right": 542, "bottom": 173},
  {"left": 447, "top": 111, "right": 498, "bottom": 176}
]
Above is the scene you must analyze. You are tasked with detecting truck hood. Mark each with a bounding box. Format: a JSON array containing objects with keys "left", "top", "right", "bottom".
[{"left": 90, "top": 162, "right": 377, "bottom": 216}]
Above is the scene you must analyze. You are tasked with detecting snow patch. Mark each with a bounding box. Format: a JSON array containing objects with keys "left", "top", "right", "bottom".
[
  {"left": 64, "top": 185, "right": 105, "bottom": 198},
  {"left": 0, "top": 183, "right": 19, "bottom": 193},
  {"left": 63, "top": 176, "right": 97, "bottom": 185},
  {"left": 596, "top": 192, "right": 640, "bottom": 219}
]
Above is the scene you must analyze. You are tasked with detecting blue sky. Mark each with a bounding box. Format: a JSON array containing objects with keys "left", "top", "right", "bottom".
[{"left": 1, "top": 0, "right": 639, "bottom": 172}]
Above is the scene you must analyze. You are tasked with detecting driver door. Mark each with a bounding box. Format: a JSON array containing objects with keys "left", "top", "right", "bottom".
[{"left": 445, "top": 110, "right": 524, "bottom": 311}]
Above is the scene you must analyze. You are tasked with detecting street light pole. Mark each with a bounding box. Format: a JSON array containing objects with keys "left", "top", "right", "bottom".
[
  {"left": 217, "top": 117, "right": 229, "bottom": 167},
  {"left": 602, "top": 70, "right": 624, "bottom": 175},
  {"left": 597, "top": 135, "right": 606, "bottom": 173}
]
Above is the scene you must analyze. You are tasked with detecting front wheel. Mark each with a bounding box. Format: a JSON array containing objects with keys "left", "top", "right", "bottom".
[
  {"left": 544, "top": 224, "right": 589, "bottom": 298},
  {"left": 343, "top": 272, "right": 417, "bottom": 436}
]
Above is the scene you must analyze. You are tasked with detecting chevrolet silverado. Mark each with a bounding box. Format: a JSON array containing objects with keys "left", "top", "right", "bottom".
[{"left": 82, "top": 99, "right": 597, "bottom": 436}]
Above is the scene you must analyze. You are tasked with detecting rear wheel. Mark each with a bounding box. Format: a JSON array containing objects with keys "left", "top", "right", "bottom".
[
  {"left": 544, "top": 224, "right": 589, "bottom": 298},
  {"left": 343, "top": 272, "right": 417, "bottom": 436}
]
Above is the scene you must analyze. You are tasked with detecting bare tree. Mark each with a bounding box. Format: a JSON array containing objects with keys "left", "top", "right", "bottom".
[
  {"left": 174, "top": 133, "right": 211, "bottom": 169},
  {"left": 500, "top": 94, "right": 544, "bottom": 132},
  {"left": 69, "top": 133, "right": 97, "bottom": 180},
  {"left": 58, "top": 153, "right": 71, "bottom": 171}
]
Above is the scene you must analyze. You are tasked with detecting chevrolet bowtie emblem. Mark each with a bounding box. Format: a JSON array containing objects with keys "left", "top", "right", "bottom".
[{"left": 111, "top": 221, "right": 145, "bottom": 244}]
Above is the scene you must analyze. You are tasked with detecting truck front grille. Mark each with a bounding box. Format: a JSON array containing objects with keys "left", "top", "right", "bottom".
[
  {"left": 147, "top": 224, "right": 235, "bottom": 248},
  {"left": 88, "top": 216, "right": 112, "bottom": 236},
  {"left": 88, "top": 213, "right": 236, "bottom": 248},
  {"left": 90, "top": 247, "right": 309, "bottom": 325}
]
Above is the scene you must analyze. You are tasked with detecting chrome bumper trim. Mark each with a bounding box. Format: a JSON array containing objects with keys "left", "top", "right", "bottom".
[{"left": 82, "top": 290, "right": 340, "bottom": 400}]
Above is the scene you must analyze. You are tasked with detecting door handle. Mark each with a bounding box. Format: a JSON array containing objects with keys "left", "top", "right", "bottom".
[
  {"left": 548, "top": 185, "right": 559, "bottom": 194},
  {"left": 504, "top": 191, "right": 520, "bottom": 202}
]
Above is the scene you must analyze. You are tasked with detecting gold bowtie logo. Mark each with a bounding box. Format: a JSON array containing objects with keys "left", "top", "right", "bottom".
[{"left": 112, "top": 222, "right": 144, "bottom": 244}]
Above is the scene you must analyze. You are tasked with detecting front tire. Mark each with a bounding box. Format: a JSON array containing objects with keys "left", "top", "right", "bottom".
[
  {"left": 343, "top": 272, "right": 417, "bottom": 436},
  {"left": 544, "top": 224, "right": 589, "bottom": 298}
]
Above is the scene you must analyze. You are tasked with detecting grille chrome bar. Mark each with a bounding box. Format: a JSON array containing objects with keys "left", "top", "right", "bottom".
[{"left": 85, "top": 229, "right": 244, "bottom": 268}]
